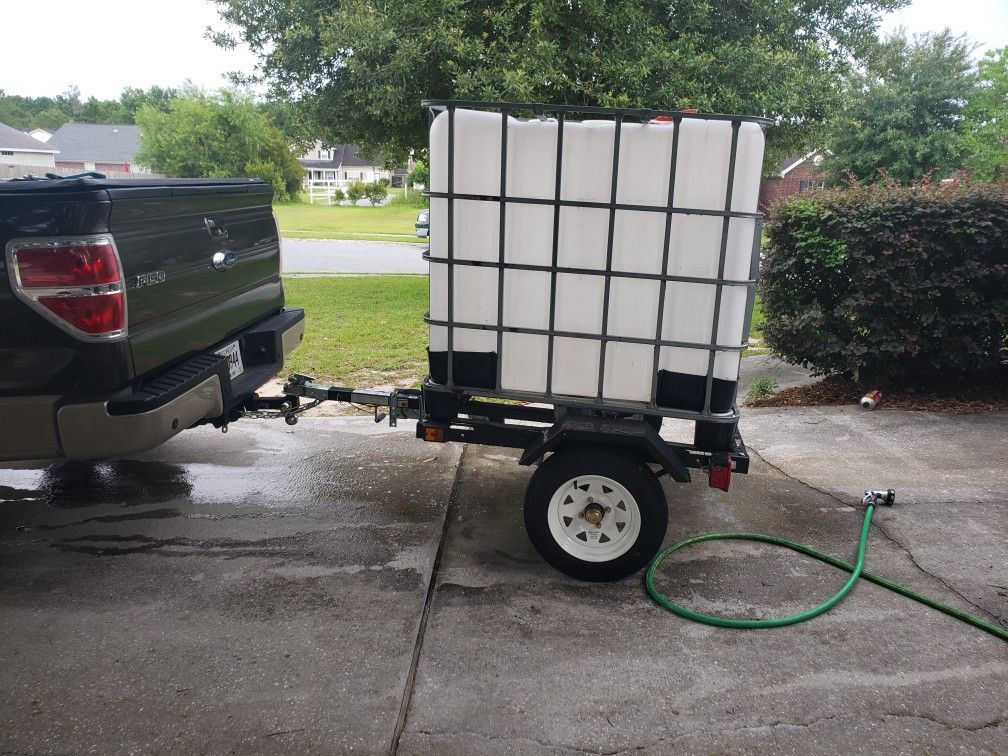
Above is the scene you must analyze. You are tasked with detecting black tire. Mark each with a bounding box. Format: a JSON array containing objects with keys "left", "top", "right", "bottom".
[{"left": 523, "top": 447, "right": 668, "bottom": 581}]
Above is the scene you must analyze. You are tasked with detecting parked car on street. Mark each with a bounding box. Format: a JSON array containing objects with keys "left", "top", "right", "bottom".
[
  {"left": 415, "top": 208, "right": 429, "bottom": 237},
  {"left": 0, "top": 176, "right": 304, "bottom": 461}
]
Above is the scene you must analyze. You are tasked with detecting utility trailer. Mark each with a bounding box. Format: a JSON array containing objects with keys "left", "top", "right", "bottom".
[{"left": 250, "top": 100, "right": 770, "bottom": 581}]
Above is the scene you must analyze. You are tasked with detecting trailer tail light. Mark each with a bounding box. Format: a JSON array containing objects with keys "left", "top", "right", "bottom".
[
  {"left": 6, "top": 235, "right": 127, "bottom": 339},
  {"left": 708, "top": 453, "right": 734, "bottom": 492}
]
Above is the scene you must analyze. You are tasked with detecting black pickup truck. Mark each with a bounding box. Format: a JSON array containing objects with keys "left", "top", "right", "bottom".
[{"left": 0, "top": 176, "right": 304, "bottom": 462}]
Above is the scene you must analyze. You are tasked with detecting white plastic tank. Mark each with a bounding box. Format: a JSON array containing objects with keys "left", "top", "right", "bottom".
[{"left": 428, "top": 107, "right": 764, "bottom": 413}]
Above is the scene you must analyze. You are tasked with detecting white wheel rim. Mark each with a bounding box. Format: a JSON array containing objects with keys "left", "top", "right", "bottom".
[{"left": 546, "top": 474, "right": 641, "bottom": 563}]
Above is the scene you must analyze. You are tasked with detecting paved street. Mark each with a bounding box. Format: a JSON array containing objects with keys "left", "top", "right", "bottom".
[
  {"left": 282, "top": 238, "right": 427, "bottom": 275},
  {"left": 1, "top": 410, "right": 1005, "bottom": 753}
]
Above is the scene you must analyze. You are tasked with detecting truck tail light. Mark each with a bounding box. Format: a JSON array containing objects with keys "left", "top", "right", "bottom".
[{"left": 6, "top": 235, "right": 127, "bottom": 339}]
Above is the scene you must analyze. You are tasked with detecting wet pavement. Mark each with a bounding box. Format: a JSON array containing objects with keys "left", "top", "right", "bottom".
[{"left": 1, "top": 412, "right": 1006, "bottom": 753}]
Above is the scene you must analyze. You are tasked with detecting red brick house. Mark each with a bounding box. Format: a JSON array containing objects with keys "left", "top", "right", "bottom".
[{"left": 758, "top": 150, "right": 827, "bottom": 213}]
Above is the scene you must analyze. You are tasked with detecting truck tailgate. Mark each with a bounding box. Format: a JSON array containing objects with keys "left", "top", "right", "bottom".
[{"left": 106, "top": 182, "right": 284, "bottom": 377}]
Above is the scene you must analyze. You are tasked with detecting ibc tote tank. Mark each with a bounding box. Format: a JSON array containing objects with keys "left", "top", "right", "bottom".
[{"left": 426, "top": 104, "right": 766, "bottom": 417}]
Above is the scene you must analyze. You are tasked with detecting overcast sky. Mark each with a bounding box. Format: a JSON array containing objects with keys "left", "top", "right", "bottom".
[{"left": 3, "top": 0, "right": 1007, "bottom": 100}]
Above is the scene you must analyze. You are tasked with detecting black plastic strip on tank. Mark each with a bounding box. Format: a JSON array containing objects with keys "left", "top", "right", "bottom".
[
  {"left": 423, "top": 315, "right": 748, "bottom": 351},
  {"left": 545, "top": 110, "right": 566, "bottom": 397},
  {"left": 649, "top": 116, "right": 682, "bottom": 408},
  {"left": 421, "top": 254, "right": 755, "bottom": 287},
  {"left": 446, "top": 105, "right": 456, "bottom": 389},
  {"left": 495, "top": 107, "right": 509, "bottom": 393},
  {"left": 424, "top": 191, "right": 761, "bottom": 219},
  {"left": 596, "top": 114, "right": 624, "bottom": 401},
  {"left": 703, "top": 120, "right": 741, "bottom": 415}
]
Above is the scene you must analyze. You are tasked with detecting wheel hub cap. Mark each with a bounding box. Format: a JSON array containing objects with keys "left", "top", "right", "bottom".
[
  {"left": 583, "top": 503, "right": 605, "bottom": 526},
  {"left": 546, "top": 475, "right": 642, "bottom": 562}
]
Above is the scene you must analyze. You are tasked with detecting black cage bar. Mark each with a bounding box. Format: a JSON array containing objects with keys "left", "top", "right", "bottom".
[{"left": 422, "top": 100, "right": 768, "bottom": 424}]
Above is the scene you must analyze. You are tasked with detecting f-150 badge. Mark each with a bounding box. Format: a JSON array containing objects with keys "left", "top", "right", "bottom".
[{"left": 133, "top": 271, "right": 166, "bottom": 288}]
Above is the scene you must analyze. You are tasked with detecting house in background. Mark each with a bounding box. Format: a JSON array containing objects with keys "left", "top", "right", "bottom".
[
  {"left": 0, "top": 122, "right": 59, "bottom": 174},
  {"left": 758, "top": 149, "right": 827, "bottom": 213},
  {"left": 299, "top": 142, "right": 405, "bottom": 189},
  {"left": 47, "top": 123, "right": 149, "bottom": 174}
]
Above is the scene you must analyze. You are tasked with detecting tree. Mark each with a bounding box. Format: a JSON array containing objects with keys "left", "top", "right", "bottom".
[
  {"left": 407, "top": 161, "right": 429, "bottom": 190},
  {"left": 962, "top": 47, "right": 1008, "bottom": 182},
  {"left": 825, "top": 30, "right": 976, "bottom": 183},
  {"left": 211, "top": 0, "right": 908, "bottom": 168},
  {"left": 119, "top": 86, "right": 178, "bottom": 122},
  {"left": 364, "top": 181, "right": 388, "bottom": 206},
  {"left": 0, "top": 85, "right": 180, "bottom": 131},
  {"left": 135, "top": 91, "right": 303, "bottom": 200}
]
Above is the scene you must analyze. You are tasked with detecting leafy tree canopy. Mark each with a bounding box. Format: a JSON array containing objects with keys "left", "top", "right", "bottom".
[
  {"left": 962, "top": 47, "right": 1008, "bottom": 182},
  {"left": 211, "top": 0, "right": 908, "bottom": 167},
  {"left": 825, "top": 30, "right": 976, "bottom": 183},
  {"left": 135, "top": 90, "right": 303, "bottom": 200},
  {"left": 0, "top": 85, "right": 178, "bottom": 131}
]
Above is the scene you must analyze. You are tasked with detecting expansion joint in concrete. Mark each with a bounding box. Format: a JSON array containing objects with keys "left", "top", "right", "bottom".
[{"left": 390, "top": 444, "right": 468, "bottom": 754}]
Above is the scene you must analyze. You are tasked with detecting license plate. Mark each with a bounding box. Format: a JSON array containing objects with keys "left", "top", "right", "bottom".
[{"left": 215, "top": 340, "right": 244, "bottom": 380}]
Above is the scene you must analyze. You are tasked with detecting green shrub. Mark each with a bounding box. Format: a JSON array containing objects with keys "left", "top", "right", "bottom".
[
  {"left": 331, "top": 187, "right": 345, "bottom": 202},
  {"left": 377, "top": 177, "right": 390, "bottom": 187},
  {"left": 761, "top": 180, "right": 1008, "bottom": 385},
  {"left": 346, "top": 181, "right": 366, "bottom": 204},
  {"left": 745, "top": 376, "right": 778, "bottom": 404},
  {"left": 244, "top": 159, "right": 287, "bottom": 201},
  {"left": 364, "top": 180, "right": 388, "bottom": 206}
]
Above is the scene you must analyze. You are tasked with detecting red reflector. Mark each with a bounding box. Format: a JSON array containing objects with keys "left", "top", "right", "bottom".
[
  {"left": 708, "top": 454, "right": 733, "bottom": 492},
  {"left": 38, "top": 293, "right": 125, "bottom": 334},
  {"left": 423, "top": 426, "right": 445, "bottom": 443},
  {"left": 16, "top": 243, "right": 120, "bottom": 287}
]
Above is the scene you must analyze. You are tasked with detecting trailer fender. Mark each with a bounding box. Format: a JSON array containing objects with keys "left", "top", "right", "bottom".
[{"left": 518, "top": 416, "right": 691, "bottom": 483}]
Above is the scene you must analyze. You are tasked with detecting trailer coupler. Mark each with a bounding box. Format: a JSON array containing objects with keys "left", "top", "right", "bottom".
[{"left": 259, "top": 373, "right": 422, "bottom": 427}]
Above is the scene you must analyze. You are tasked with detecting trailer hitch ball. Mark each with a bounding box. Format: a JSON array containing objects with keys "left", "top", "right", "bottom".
[{"left": 285, "top": 414, "right": 298, "bottom": 426}]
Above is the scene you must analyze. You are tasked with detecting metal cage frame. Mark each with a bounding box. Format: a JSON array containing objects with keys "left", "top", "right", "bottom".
[{"left": 421, "top": 100, "right": 770, "bottom": 424}]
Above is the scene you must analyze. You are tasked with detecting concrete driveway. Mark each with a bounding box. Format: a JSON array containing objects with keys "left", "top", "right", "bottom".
[
  {"left": 1, "top": 410, "right": 1005, "bottom": 753},
  {"left": 282, "top": 238, "right": 427, "bottom": 275}
]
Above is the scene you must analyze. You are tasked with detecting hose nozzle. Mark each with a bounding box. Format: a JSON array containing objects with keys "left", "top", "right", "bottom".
[{"left": 863, "top": 489, "right": 895, "bottom": 507}]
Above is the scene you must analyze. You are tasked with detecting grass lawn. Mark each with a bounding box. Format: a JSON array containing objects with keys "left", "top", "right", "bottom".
[
  {"left": 273, "top": 201, "right": 426, "bottom": 243},
  {"left": 282, "top": 275, "right": 768, "bottom": 387},
  {"left": 282, "top": 275, "right": 429, "bottom": 387}
]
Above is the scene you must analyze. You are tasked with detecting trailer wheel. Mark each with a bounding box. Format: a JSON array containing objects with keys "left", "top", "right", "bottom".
[{"left": 524, "top": 448, "right": 668, "bottom": 581}]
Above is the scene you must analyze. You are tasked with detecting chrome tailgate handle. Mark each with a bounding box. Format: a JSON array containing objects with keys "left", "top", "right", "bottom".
[{"left": 204, "top": 217, "right": 229, "bottom": 239}]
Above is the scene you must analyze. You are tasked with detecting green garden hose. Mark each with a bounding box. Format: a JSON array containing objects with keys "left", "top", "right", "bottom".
[{"left": 645, "top": 502, "right": 1008, "bottom": 643}]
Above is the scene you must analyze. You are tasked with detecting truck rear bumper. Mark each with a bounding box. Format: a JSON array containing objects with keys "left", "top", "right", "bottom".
[
  {"left": 0, "top": 308, "right": 305, "bottom": 462},
  {"left": 57, "top": 376, "right": 225, "bottom": 459}
]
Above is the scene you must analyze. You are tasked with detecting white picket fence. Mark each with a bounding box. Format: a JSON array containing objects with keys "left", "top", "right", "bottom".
[{"left": 307, "top": 180, "right": 348, "bottom": 205}]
